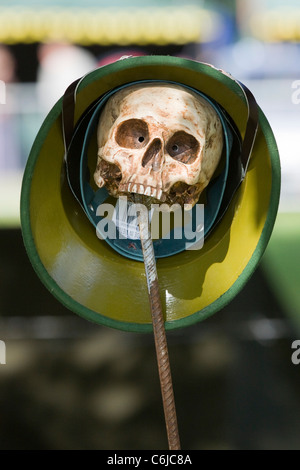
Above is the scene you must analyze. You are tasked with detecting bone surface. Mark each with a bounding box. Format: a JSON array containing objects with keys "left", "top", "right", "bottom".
[{"left": 94, "top": 83, "right": 223, "bottom": 208}]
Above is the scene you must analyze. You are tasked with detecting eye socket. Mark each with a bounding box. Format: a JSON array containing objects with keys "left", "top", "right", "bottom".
[
  {"left": 167, "top": 131, "right": 199, "bottom": 164},
  {"left": 115, "top": 119, "right": 149, "bottom": 149}
]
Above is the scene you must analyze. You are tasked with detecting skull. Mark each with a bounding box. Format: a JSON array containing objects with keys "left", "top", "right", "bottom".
[{"left": 94, "top": 83, "right": 223, "bottom": 208}]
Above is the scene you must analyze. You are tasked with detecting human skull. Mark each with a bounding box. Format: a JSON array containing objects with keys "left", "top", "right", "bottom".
[{"left": 94, "top": 83, "right": 223, "bottom": 208}]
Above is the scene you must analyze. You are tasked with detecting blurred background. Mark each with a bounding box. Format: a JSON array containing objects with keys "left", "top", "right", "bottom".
[{"left": 0, "top": 0, "right": 300, "bottom": 450}]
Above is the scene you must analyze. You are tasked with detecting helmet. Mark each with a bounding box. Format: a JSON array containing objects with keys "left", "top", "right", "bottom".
[{"left": 21, "top": 56, "right": 280, "bottom": 332}]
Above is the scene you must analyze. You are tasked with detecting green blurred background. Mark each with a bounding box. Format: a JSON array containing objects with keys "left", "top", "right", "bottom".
[{"left": 0, "top": 0, "right": 300, "bottom": 450}]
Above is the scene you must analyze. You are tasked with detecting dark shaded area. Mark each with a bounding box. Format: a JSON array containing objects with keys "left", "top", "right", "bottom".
[
  {"left": 0, "top": 229, "right": 68, "bottom": 317},
  {"left": 0, "top": 229, "right": 300, "bottom": 449}
]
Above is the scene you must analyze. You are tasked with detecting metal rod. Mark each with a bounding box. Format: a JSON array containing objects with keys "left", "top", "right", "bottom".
[{"left": 135, "top": 196, "right": 181, "bottom": 451}]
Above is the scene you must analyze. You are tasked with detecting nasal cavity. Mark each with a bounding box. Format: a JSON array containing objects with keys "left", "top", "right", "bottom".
[{"left": 142, "top": 139, "right": 162, "bottom": 168}]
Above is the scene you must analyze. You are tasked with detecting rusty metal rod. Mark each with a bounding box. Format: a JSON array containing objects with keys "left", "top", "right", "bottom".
[{"left": 135, "top": 196, "right": 181, "bottom": 451}]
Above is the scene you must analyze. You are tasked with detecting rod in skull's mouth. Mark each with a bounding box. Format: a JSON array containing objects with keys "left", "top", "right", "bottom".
[{"left": 134, "top": 193, "right": 181, "bottom": 451}]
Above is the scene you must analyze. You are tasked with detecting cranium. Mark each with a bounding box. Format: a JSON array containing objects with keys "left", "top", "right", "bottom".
[{"left": 94, "top": 83, "right": 223, "bottom": 208}]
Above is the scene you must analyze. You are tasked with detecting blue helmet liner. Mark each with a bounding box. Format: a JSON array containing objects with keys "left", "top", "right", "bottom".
[{"left": 65, "top": 80, "right": 242, "bottom": 261}]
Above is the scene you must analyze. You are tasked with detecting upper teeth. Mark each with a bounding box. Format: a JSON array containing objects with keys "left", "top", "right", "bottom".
[{"left": 123, "top": 182, "right": 163, "bottom": 200}]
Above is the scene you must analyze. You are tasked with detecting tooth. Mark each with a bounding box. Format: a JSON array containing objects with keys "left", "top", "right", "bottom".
[
  {"left": 95, "top": 175, "right": 105, "bottom": 188},
  {"left": 127, "top": 183, "right": 132, "bottom": 192},
  {"left": 132, "top": 184, "right": 137, "bottom": 193},
  {"left": 139, "top": 184, "right": 145, "bottom": 194},
  {"left": 157, "top": 189, "right": 162, "bottom": 200},
  {"left": 145, "top": 187, "right": 151, "bottom": 196},
  {"left": 151, "top": 188, "right": 157, "bottom": 198}
]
